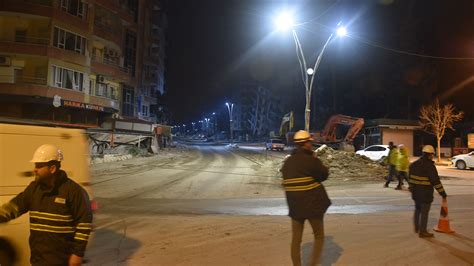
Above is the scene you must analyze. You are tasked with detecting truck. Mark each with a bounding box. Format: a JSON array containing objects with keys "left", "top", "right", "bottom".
[{"left": 313, "top": 114, "right": 365, "bottom": 151}]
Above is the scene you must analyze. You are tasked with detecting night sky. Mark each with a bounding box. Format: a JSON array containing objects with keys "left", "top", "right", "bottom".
[{"left": 164, "top": 0, "right": 474, "bottom": 126}]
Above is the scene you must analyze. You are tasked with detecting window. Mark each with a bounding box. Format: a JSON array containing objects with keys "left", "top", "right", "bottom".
[
  {"left": 89, "top": 79, "right": 95, "bottom": 95},
  {"left": 53, "top": 27, "right": 86, "bottom": 54},
  {"left": 60, "top": 0, "right": 87, "bottom": 19},
  {"left": 142, "top": 105, "right": 149, "bottom": 116},
  {"left": 52, "top": 66, "right": 84, "bottom": 91}
]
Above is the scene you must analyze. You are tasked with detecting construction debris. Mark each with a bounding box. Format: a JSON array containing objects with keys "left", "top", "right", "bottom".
[{"left": 314, "top": 145, "right": 387, "bottom": 180}]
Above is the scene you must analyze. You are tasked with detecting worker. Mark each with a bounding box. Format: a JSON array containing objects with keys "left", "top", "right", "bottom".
[
  {"left": 408, "top": 145, "right": 447, "bottom": 238},
  {"left": 280, "top": 130, "right": 331, "bottom": 266},
  {"left": 384, "top": 141, "right": 399, "bottom": 188},
  {"left": 0, "top": 144, "right": 93, "bottom": 265},
  {"left": 395, "top": 144, "right": 410, "bottom": 190}
]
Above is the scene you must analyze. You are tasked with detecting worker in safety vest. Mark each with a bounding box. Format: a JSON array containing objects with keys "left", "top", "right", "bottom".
[
  {"left": 408, "top": 145, "right": 447, "bottom": 238},
  {"left": 384, "top": 141, "right": 399, "bottom": 188},
  {"left": 0, "top": 144, "right": 93, "bottom": 265},
  {"left": 280, "top": 130, "right": 331, "bottom": 266},
  {"left": 395, "top": 144, "right": 410, "bottom": 190}
]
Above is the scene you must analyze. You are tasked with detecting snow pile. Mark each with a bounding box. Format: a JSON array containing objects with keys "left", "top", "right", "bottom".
[{"left": 314, "top": 145, "right": 387, "bottom": 180}]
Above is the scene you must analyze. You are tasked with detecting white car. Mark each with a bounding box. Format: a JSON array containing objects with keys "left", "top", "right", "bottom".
[
  {"left": 451, "top": 151, "right": 474, "bottom": 170},
  {"left": 355, "top": 145, "right": 390, "bottom": 161}
]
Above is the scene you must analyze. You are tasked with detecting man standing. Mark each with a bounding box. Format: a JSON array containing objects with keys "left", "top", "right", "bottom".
[
  {"left": 280, "top": 130, "right": 331, "bottom": 266},
  {"left": 0, "top": 144, "right": 93, "bottom": 265},
  {"left": 408, "top": 145, "right": 447, "bottom": 238},
  {"left": 384, "top": 141, "right": 398, "bottom": 188}
]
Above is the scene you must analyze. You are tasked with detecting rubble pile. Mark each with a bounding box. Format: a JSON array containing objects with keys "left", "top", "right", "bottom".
[{"left": 314, "top": 145, "right": 387, "bottom": 180}]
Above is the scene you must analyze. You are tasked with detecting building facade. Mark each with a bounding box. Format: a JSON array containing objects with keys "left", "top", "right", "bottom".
[{"left": 0, "top": 0, "right": 166, "bottom": 128}]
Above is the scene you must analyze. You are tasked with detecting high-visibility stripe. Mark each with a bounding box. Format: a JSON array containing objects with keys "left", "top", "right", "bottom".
[
  {"left": 410, "top": 175, "right": 429, "bottom": 181},
  {"left": 76, "top": 226, "right": 92, "bottom": 230},
  {"left": 30, "top": 211, "right": 72, "bottom": 219},
  {"left": 282, "top": 177, "right": 314, "bottom": 185},
  {"left": 284, "top": 182, "right": 321, "bottom": 192},
  {"left": 30, "top": 214, "right": 73, "bottom": 222},
  {"left": 31, "top": 228, "right": 74, "bottom": 234},
  {"left": 74, "top": 236, "right": 88, "bottom": 241},
  {"left": 75, "top": 232, "right": 90, "bottom": 238},
  {"left": 409, "top": 180, "right": 431, "bottom": 186},
  {"left": 30, "top": 223, "right": 75, "bottom": 233}
]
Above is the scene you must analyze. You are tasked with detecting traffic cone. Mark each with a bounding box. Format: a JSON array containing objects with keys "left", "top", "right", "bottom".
[{"left": 433, "top": 198, "right": 455, "bottom": 233}]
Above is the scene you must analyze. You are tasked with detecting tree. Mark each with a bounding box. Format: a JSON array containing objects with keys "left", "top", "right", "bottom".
[{"left": 419, "top": 99, "right": 464, "bottom": 162}]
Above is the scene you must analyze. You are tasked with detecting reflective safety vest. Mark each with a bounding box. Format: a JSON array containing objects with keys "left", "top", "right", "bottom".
[
  {"left": 409, "top": 174, "right": 445, "bottom": 194},
  {"left": 282, "top": 176, "right": 321, "bottom": 191}
]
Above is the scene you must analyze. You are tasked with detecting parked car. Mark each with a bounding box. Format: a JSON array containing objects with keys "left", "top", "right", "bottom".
[
  {"left": 265, "top": 139, "right": 285, "bottom": 151},
  {"left": 355, "top": 145, "right": 390, "bottom": 161},
  {"left": 451, "top": 151, "right": 474, "bottom": 170}
]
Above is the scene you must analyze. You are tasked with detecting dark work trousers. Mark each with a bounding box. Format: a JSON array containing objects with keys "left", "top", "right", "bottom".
[
  {"left": 397, "top": 171, "right": 408, "bottom": 187},
  {"left": 291, "top": 217, "right": 324, "bottom": 266},
  {"left": 386, "top": 165, "right": 397, "bottom": 184},
  {"left": 414, "top": 201, "right": 431, "bottom": 233}
]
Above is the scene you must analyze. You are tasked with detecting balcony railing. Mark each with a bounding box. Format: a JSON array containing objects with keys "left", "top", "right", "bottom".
[
  {"left": 25, "top": 0, "right": 53, "bottom": 6},
  {"left": 0, "top": 36, "right": 49, "bottom": 45},
  {"left": 92, "top": 54, "right": 130, "bottom": 73},
  {"left": 0, "top": 74, "right": 47, "bottom": 85}
]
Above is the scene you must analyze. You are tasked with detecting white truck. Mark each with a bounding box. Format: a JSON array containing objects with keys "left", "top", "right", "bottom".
[{"left": 0, "top": 122, "right": 94, "bottom": 265}]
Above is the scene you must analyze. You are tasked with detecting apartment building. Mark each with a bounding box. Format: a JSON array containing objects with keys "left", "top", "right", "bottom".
[{"left": 0, "top": 0, "right": 166, "bottom": 128}]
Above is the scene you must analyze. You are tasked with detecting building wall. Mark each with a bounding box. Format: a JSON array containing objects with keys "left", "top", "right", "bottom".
[
  {"left": 0, "top": 0, "right": 166, "bottom": 127},
  {"left": 382, "top": 128, "right": 414, "bottom": 156}
]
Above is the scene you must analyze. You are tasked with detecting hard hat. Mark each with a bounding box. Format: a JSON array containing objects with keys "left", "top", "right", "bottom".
[
  {"left": 422, "top": 145, "right": 435, "bottom": 154},
  {"left": 30, "top": 144, "right": 63, "bottom": 163},
  {"left": 398, "top": 144, "right": 405, "bottom": 149},
  {"left": 293, "top": 130, "right": 313, "bottom": 143}
]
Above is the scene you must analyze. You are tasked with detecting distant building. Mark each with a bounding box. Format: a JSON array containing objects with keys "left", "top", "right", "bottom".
[{"left": 0, "top": 0, "right": 166, "bottom": 128}]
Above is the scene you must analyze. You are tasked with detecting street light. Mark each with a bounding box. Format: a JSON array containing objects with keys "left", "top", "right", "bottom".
[
  {"left": 275, "top": 12, "right": 347, "bottom": 131},
  {"left": 212, "top": 112, "right": 217, "bottom": 135},
  {"left": 225, "top": 102, "right": 234, "bottom": 142}
]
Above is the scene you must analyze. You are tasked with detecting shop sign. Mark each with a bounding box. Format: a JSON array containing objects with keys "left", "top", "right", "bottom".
[{"left": 63, "top": 100, "right": 105, "bottom": 112}]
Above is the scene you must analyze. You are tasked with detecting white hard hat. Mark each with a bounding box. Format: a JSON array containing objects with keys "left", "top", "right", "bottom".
[
  {"left": 293, "top": 130, "right": 313, "bottom": 143},
  {"left": 422, "top": 145, "right": 435, "bottom": 154},
  {"left": 30, "top": 144, "right": 63, "bottom": 163}
]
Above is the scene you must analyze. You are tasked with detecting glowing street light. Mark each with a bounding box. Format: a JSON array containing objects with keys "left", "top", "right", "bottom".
[
  {"left": 225, "top": 102, "right": 234, "bottom": 142},
  {"left": 275, "top": 11, "right": 347, "bottom": 131}
]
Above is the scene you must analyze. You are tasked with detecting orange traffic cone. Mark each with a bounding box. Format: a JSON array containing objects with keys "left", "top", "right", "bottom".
[{"left": 433, "top": 198, "right": 455, "bottom": 233}]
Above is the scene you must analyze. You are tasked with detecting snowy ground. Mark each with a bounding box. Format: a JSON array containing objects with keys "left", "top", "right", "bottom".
[{"left": 85, "top": 144, "right": 474, "bottom": 265}]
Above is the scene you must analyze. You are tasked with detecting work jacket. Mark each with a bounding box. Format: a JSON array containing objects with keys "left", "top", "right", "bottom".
[
  {"left": 0, "top": 170, "right": 93, "bottom": 265},
  {"left": 409, "top": 157, "right": 447, "bottom": 203},
  {"left": 280, "top": 148, "right": 331, "bottom": 220},
  {"left": 396, "top": 148, "right": 409, "bottom": 173},
  {"left": 387, "top": 147, "right": 399, "bottom": 166}
]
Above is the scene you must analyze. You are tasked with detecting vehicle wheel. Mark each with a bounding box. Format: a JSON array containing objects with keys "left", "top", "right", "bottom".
[
  {"left": 456, "top": 160, "right": 466, "bottom": 170},
  {"left": 0, "top": 239, "right": 16, "bottom": 266}
]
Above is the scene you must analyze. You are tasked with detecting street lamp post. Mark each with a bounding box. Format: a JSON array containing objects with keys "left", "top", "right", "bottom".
[
  {"left": 204, "top": 118, "right": 210, "bottom": 136},
  {"left": 275, "top": 13, "right": 347, "bottom": 131},
  {"left": 225, "top": 102, "right": 234, "bottom": 142}
]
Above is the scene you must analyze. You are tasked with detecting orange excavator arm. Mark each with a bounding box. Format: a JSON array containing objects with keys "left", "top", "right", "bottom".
[{"left": 320, "top": 114, "right": 364, "bottom": 143}]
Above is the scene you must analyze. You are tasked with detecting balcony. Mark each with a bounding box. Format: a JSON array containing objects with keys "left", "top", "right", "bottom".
[
  {"left": 0, "top": 74, "right": 47, "bottom": 85},
  {"left": 91, "top": 54, "right": 131, "bottom": 82}
]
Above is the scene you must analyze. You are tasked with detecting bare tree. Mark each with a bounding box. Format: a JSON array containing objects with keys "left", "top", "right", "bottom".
[{"left": 419, "top": 99, "right": 464, "bottom": 162}]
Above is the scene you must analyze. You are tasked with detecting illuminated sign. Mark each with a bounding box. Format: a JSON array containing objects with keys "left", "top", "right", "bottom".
[
  {"left": 468, "top": 134, "right": 474, "bottom": 149},
  {"left": 63, "top": 100, "right": 105, "bottom": 112}
]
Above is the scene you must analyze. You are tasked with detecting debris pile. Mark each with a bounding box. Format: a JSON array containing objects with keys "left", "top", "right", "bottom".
[{"left": 314, "top": 145, "right": 387, "bottom": 180}]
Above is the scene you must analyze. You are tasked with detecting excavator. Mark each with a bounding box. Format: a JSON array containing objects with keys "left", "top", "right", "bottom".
[
  {"left": 270, "top": 111, "right": 294, "bottom": 144},
  {"left": 312, "top": 114, "right": 364, "bottom": 151}
]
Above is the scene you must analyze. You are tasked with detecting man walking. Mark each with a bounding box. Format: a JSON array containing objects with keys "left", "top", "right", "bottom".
[
  {"left": 384, "top": 141, "right": 398, "bottom": 188},
  {"left": 0, "top": 144, "right": 93, "bottom": 265},
  {"left": 408, "top": 145, "right": 447, "bottom": 238},
  {"left": 280, "top": 130, "right": 331, "bottom": 266},
  {"left": 395, "top": 144, "right": 409, "bottom": 190}
]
